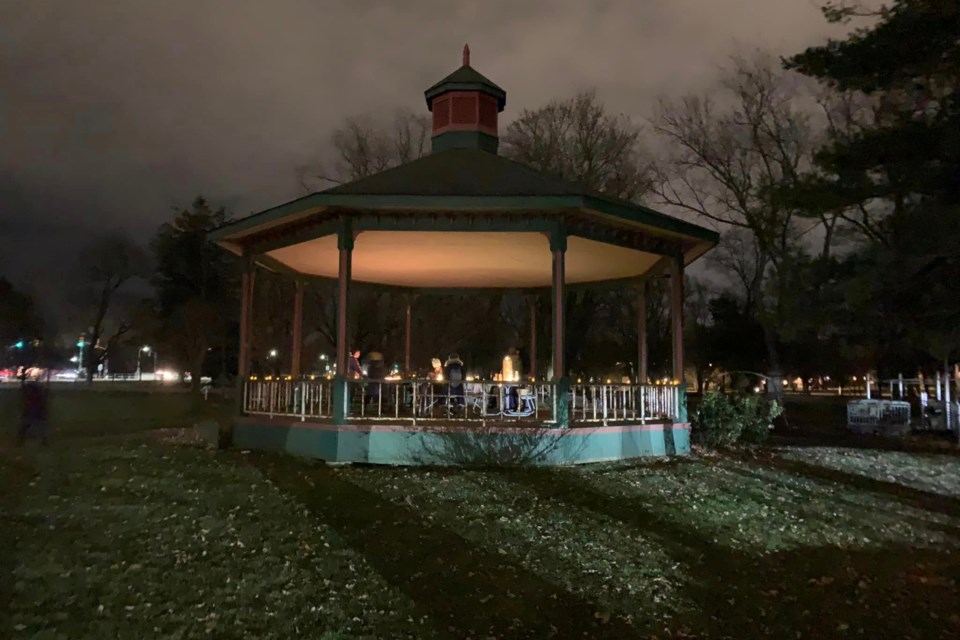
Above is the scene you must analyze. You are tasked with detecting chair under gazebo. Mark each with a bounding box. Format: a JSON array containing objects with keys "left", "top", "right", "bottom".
[{"left": 212, "top": 46, "right": 717, "bottom": 465}]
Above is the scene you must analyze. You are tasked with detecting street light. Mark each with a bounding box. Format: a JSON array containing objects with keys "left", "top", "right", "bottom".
[
  {"left": 267, "top": 348, "right": 280, "bottom": 376},
  {"left": 138, "top": 345, "right": 157, "bottom": 381},
  {"left": 76, "top": 338, "right": 86, "bottom": 375},
  {"left": 138, "top": 345, "right": 149, "bottom": 381}
]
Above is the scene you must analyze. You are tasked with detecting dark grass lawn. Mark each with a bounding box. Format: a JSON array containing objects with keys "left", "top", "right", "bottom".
[
  {"left": 3, "top": 392, "right": 960, "bottom": 639},
  {"left": 0, "top": 385, "right": 233, "bottom": 441}
]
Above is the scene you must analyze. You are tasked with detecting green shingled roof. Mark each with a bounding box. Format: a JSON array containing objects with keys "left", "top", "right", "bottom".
[
  {"left": 319, "top": 148, "right": 719, "bottom": 243},
  {"left": 323, "top": 148, "right": 583, "bottom": 197},
  {"left": 424, "top": 65, "right": 506, "bottom": 110},
  {"left": 210, "top": 149, "right": 719, "bottom": 246}
]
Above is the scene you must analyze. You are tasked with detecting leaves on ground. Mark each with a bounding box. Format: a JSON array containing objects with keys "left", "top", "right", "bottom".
[{"left": 3, "top": 435, "right": 960, "bottom": 639}]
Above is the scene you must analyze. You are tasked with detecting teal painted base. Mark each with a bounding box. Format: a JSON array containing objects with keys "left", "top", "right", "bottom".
[{"left": 233, "top": 419, "right": 691, "bottom": 466}]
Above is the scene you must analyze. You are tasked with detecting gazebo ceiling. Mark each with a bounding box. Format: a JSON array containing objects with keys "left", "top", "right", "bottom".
[{"left": 267, "top": 231, "right": 662, "bottom": 289}]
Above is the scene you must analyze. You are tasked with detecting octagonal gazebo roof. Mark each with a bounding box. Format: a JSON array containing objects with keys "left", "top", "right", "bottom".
[{"left": 212, "top": 49, "right": 718, "bottom": 291}]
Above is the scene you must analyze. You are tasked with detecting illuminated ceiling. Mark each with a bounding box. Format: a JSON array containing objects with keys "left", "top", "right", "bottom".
[{"left": 267, "top": 231, "right": 662, "bottom": 288}]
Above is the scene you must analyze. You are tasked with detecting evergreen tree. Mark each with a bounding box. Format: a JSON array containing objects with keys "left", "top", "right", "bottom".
[
  {"left": 785, "top": 0, "right": 960, "bottom": 371},
  {"left": 150, "top": 197, "right": 237, "bottom": 392}
]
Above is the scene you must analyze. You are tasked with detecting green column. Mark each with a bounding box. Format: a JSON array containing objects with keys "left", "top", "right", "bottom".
[
  {"left": 290, "top": 279, "right": 304, "bottom": 378},
  {"left": 637, "top": 282, "right": 648, "bottom": 384},
  {"left": 332, "top": 217, "right": 354, "bottom": 426},
  {"left": 670, "top": 253, "right": 687, "bottom": 425},
  {"left": 550, "top": 226, "right": 569, "bottom": 428},
  {"left": 670, "top": 253, "right": 684, "bottom": 383},
  {"left": 677, "top": 384, "right": 688, "bottom": 424},
  {"left": 235, "top": 255, "right": 254, "bottom": 416}
]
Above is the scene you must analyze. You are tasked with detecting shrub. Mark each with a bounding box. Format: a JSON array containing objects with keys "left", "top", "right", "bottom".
[{"left": 693, "top": 390, "right": 783, "bottom": 448}]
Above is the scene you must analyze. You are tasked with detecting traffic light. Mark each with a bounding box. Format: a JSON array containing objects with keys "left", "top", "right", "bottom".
[{"left": 13, "top": 340, "right": 24, "bottom": 349}]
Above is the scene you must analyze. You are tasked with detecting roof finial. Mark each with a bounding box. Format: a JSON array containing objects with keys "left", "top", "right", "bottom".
[{"left": 462, "top": 43, "right": 470, "bottom": 66}]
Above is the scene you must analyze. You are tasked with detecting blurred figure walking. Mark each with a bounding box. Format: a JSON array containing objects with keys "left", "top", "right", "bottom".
[{"left": 16, "top": 380, "right": 48, "bottom": 446}]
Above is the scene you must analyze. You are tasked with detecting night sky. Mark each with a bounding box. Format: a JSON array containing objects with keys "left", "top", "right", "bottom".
[{"left": 1, "top": 0, "right": 857, "bottom": 319}]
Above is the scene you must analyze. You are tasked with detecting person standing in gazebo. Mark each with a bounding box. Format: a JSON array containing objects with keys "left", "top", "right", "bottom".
[
  {"left": 348, "top": 349, "right": 363, "bottom": 380},
  {"left": 444, "top": 353, "right": 466, "bottom": 413}
]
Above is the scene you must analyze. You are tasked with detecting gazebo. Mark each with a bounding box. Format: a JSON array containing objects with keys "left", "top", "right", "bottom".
[{"left": 212, "top": 46, "right": 717, "bottom": 465}]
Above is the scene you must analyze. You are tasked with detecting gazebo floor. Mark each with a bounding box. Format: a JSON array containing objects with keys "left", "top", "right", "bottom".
[{"left": 232, "top": 416, "right": 690, "bottom": 466}]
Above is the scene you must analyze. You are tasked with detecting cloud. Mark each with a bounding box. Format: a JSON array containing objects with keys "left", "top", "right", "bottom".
[{"left": 1, "top": 0, "right": 862, "bottom": 301}]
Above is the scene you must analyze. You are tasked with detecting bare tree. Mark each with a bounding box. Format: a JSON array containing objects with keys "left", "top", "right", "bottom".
[
  {"left": 75, "top": 234, "right": 148, "bottom": 382},
  {"left": 501, "top": 90, "right": 655, "bottom": 202},
  {"left": 707, "top": 229, "right": 767, "bottom": 315},
  {"left": 297, "top": 109, "right": 431, "bottom": 190},
  {"left": 652, "top": 53, "right": 817, "bottom": 400},
  {"left": 684, "top": 277, "right": 716, "bottom": 394}
]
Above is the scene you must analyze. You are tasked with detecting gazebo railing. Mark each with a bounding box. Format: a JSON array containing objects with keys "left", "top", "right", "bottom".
[
  {"left": 345, "top": 380, "right": 553, "bottom": 423},
  {"left": 243, "top": 378, "right": 334, "bottom": 419},
  {"left": 569, "top": 383, "right": 679, "bottom": 424},
  {"left": 242, "top": 379, "right": 681, "bottom": 424}
]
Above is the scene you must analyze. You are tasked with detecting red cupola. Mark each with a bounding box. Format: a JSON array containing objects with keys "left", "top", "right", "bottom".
[{"left": 424, "top": 44, "right": 506, "bottom": 154}]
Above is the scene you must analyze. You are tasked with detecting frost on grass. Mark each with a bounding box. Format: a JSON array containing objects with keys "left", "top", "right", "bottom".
[
  {"left": 7, "top": 440, "right": 960, "bottom": 639},
  {"left": 779, "top": 446, "right": 960, "bottom": 498},
  {"left": 342, "top": 453, "right": 960, "bottom": 637},
  {"left": 604, "top": 459, "right": 960, "bottom": 552},
  {"left": 348, "top": 468, "right": 691, "bottom": 627},
  {"left": 5, "top": 443, "right": 422, "bottom": 640}
]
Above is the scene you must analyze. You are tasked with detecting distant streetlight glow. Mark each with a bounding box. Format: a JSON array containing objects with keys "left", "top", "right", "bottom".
[
  {"left": 76, "top": 336, "right": 86, "bottom": 374},
  {"left": 269, "top": 349, "right": 278, "bottom": 358},
  {"left": 138, "top": 345, "right": 156, "bottom": 381}
]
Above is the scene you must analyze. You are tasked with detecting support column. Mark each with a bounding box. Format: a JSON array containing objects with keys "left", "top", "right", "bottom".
[
  {"left": 333, "top": 218, "right": 354, "bottom": 425},
  {"left": 550, "top": 228, "right": 569, "bottom": 427},
  {"left": 404, "top": 295, "right": 414, "bottom": 375},
  {"left": 527, "top": 294, "right": 538, "bottom": 380},
  {"left": 238, "top": 259, "right": 254, "bottom": 379},
  {"left": 670, "top": 253, "right": 687, "bottom": 424},
  {"left": 290, "top": 279, "right": 304, "bottom": 378},
  {"left": 236, "top": 257, "right": 255, "bottom": 413},
  {"left": 670, "top": 254, "right": 684, "bottom": 383},
  {"left": 551, "top": 246, "right": 566, "bottom": 379},
  {"left": 637, "top": 282, "right": 648, "bottom": 384}
]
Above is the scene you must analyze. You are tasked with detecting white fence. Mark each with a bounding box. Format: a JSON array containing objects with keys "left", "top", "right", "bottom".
[
  {"left": 846, "top": 399, "right": 911, "bottom": 436},
  {"left": 570, "top": 384, "right": 680, "bottom": 424},
  {"left": 243, "top": 379, "right": 333, "bottom": 419},
  {"left": 242, "top": 379, "right": 682, "bottom": 425}
]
